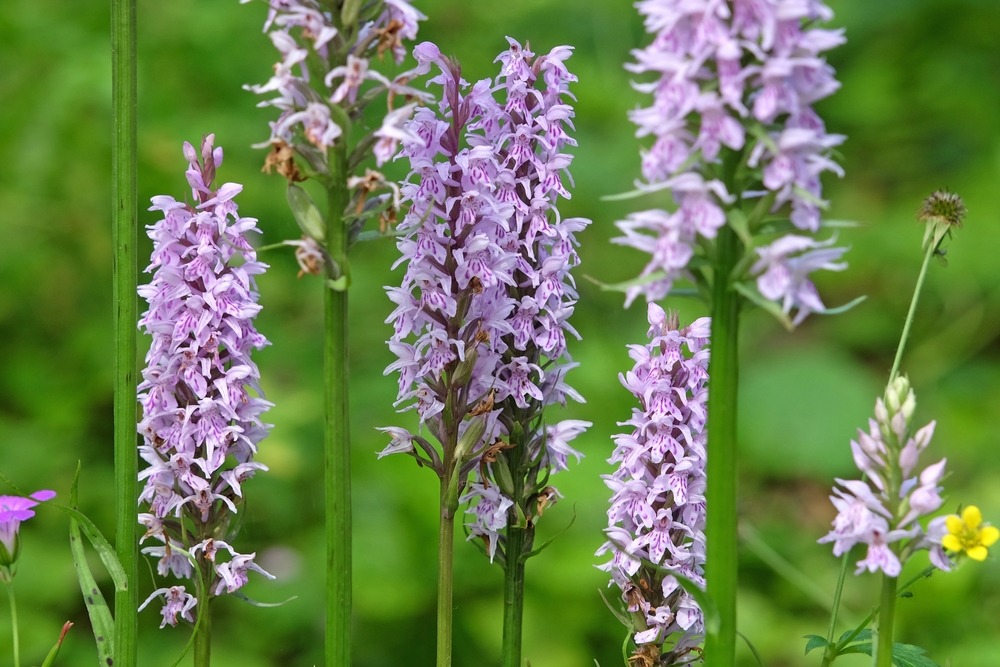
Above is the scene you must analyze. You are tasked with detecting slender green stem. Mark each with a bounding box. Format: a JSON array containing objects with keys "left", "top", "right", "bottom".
[
  {"left": 888, "top": 241, "right": 936, "bottom": 383},
  {"left": 703, "top": 224, "right": 741, "bottom": 664},
  {"left": 823, "top": 234, "right": 938, "bottom": 666},
  {"left": 111, "top": 0, "right": 138, "bottom": 664},
  {"left": 6, "top": 582, "right": 19, "bottom": 667},
  {"left": 821, "top": 567, "right": 933, "bottom": 665},
  {"left": 325, "top": 145, "right": 352, "bottom": 667},
  {"left": 820, "top": 554, "right": 851, "bottom": 667},
  {"left": 436, "top": 493, "right": 456, "bottom": 667},
  {"left": 873, "top": 575, "right": 897, "bottom": 667}
]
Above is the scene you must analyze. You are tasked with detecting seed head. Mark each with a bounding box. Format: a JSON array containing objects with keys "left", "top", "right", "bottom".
[{"left": 919, "top": 190, "right": 967, "bottom": 229}]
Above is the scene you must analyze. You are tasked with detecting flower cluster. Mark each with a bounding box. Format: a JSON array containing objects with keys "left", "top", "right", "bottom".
[
  {"left": 245, "top": 0, "right": 426, "bottom": 162},
  {"left": 0, "top": 489, "right": 56, "bottom": 574},
  {"left": 819, "top": 376, "right": 949, "bottom": 576},
  {"left": 137, "top": 135, "right": 274, "bottom": 626},
  {"left": 597, "top": 304, "right": 709, "bottom": 659},
  {"left": 380, "top": 39, "right": 589, "bottom": 561},
  {"left": 615, "top": 0, "right": 847, "bottom": 324},
  {"left": 244, "top": 0, "right": 430, "bottom": 276}
]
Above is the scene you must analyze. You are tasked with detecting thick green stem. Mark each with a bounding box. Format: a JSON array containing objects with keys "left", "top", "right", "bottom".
[
  {"left": 702, "top": 224, "right": 741, "bottom": 664},
  {"left": 501, "top": 420, "right": 529, "bottom": 667},
  {"left": 193, "top": 572, "right": 212, "bottom": 667},
  {"left": 111, "top": 0, "right": 138, "bottom": 664},
  {"left": 873, "top": 575, "right": 897, "bottom": 667},
  {"left": 888, "top": 242, "right": 937, "bottom": 383},
  {"left": 6, "top": 582, "right": 19, "bottom": 667},
  {"left": 436, "top": 493, "right": 456, "bottom": 667},
  {"left": 501, "top": 526, "right": 527, "bottom": 667},
  {"left": 325, "top": 147, "right": 352, "bottom": 666}
]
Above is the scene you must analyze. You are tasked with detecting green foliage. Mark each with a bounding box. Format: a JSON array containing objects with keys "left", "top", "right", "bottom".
[
  {"left": 807, "top": 629, "right": 942, "bottom": 667},
  {"left": 67, "top": 467, "right": 119, "bottom": 667}
]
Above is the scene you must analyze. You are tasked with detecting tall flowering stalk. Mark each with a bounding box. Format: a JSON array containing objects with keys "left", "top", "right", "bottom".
[
  {"left": 111, "top": 0, "right": 137, "bottom": 662},
  {"left": 614, "top": 3, "right": 847, "bottom": 660},
  {"left": 815, "top": 191, "right": 971, "bottom": 667},
  {"left": 137, "top": 136, "right": 273, "bottom": 665},
  {"left": 380, "top": 39, "right": 589, "bottom": 666},
  {"left": 597, "top": 305, "right": 709, "bottom": 666},
  {"left": 242, "top": 2, "right": 427, "bottom": 661}
]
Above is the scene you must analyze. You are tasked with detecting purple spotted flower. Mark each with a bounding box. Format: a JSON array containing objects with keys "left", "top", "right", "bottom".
[
  {"left": 243, "top": 0, "right": 431, "bottom": 275},
  {"left": 137, "top": 135, "right": 274, "bottom": 626},
  {"left": 819, "top": 376, "right": 951, "bottom": 575},
  {"left": 380, "top": 39, "right": 589, "bottom": 565},
  {"left": 597, "top": 304, "right": 709, "bottom": 659},
  {"left": 0, "top": 489, "right": 56, "bottom": 573},
  {"left": 615, "top": 0, "right": 847, "bottom": 326},
  {"left": 138, "top": 586, "right": 198, "bottom": 628}
]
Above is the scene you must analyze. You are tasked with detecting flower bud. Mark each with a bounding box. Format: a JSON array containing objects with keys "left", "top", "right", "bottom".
[
  {"left": 450, "top": 343, "right": 480, "bottom": 388},
  {"left": 454, "top": 416, "right": 487, "bottom": 463},
  {"left": 286, "top": 183, "right": 326, "bottom": 242},
  {"left": 885, "top": 375, "right": 911, "bottom": 415}
]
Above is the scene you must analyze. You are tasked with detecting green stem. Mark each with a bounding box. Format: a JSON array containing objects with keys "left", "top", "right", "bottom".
[
  {"left": 873, "top": 575, "right": 897, "bottom": 667},
  {"left": 703, "top": 224, "right": 741, "bottom": 664},
  {"left": 7, "top": 582, "right": 19, "bottom": 667},
  {"left": 325, "top": 145, "right": 352, "bottom": 666},
  {"left": 193, "top": 568, "right": 212, "bottom": 667},
  {"left": 820, "top": 554, "right": 851, "bottom": 667},
  {"left": 501, "top": 419, "right": 529, "bottom": 667},
  {"left": 823, "top": 235, "right": 937, "bottom": 666},
  {"left": 111, "top": 0, "right": 138, "bottom": 664},
  {"left": 436, "top": 492, "right": 456, "bottom": 667},
  {"left": 888, "top": 240, "right": 936, "bottom": 383},
  {"left": 501, "top": 526, "right": 526, "bottom": 667},
  {"left": 837, "top": 566, "right": 932, "bottom": 654}
]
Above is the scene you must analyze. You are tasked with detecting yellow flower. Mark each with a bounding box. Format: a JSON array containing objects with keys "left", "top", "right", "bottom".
[{"left": 942, "top": 506, "right": 1000, "bottom": 561}]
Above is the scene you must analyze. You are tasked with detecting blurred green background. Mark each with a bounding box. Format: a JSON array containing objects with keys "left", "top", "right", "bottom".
[{"left": 2, "top": 1, "right": 999, "bottom": 665}]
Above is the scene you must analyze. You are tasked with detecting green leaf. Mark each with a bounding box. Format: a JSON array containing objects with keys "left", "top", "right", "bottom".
[
  {"left": 55, "top": 501, "right": 127, "bottom": 591},
  {"left": 733, "top": 281, "right": 794, "bottom": 330},
  {"left": 835, "top": 627, "right": 872, "bottom": 651},
  {"left": 803, "top": 634, "right": 830, "bottom": 655},
  {"left": 839, "top": 641, "right": 872, "bottom": 656},
  {"left": 68, "top": 468, "right": 115, "bottom": 667},
  {"left": 582, "top": 270, "right": 701, "bottom": 299},
  {"left": 818, "top": 295, "right": 867, "bottom": 316},
  {"left": 840, "top": 639, "right": 941, "bottom": 667},
  {"left": 887, "top": 643, "right": 943, "bottom": 667},
  {"left": 726, "top": 208, "right": 754, "bottom": 249},
  {"left": 596, "top": 587, "right": 632, "bottom": 628},
  {"left": 738, "top": 631, "right": 765, "bottom": 666},
  {"left": 353, "top": 227, "right": 405, "bottom": 242},
  {"left": 326, "top": 276, "right": 349, "bottom": 292},
  {"left": 231, "top": 591, "right": 299, "bottom": 608},
  {"left": 286, "top": 183, "right": 326, "bottom": 242},
  {"left": 586, "top": 269, "right": 669, "bottom": 293},
  {"left": 522, "top": 509, "right": 577, "bottom": 560}
]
